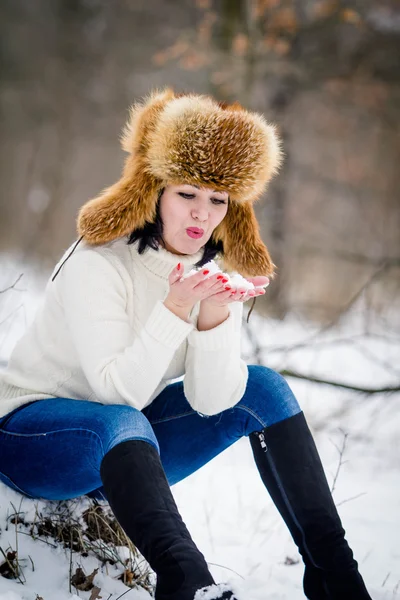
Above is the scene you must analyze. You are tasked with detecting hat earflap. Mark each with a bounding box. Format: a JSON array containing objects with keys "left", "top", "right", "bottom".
[
  {"left": 77, "top": 165, "right": 161, "bottom": 245},
  {"left": 212, "top": 201, "right": 276, "bottom": 278}
]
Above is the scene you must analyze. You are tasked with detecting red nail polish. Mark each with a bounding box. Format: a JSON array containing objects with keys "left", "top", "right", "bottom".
[
  {"left": 177, "top": 263, "right": 181, "bottom": 270},
  {"left": 203, "top": 269, "right": 210, "bottom": 275},
  {"left": 217, "top": 275, "right": 224, "bottom": 280},
  {"left": 222, "top": 278, "right": 228, "bottom": 283},
  {"left": 225, "top": 286, "right": 231, "bottom": 291}
]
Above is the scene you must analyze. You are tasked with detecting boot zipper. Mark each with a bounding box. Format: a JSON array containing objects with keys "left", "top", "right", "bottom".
[
  {"left": 257, "top": 431, "right": 318, "bottom": 568},
  {"left": 258, "top": 431, "right": 268, "bottom": 453}
]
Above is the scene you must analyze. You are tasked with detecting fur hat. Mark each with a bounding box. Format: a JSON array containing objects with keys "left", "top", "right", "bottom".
[{"left": 77, "top": 88, "right": 283, "bottom": 277}]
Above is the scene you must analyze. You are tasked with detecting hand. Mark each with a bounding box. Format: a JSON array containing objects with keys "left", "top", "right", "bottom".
[
  {"left": 201, "top": 276, "right": 269, "bottom": 307},
  {"left": 165, "top": 264, "right": 230, "bottom": 311}
]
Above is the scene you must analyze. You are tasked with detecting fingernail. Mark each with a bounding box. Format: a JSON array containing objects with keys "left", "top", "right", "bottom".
[
  {"left": 217, "top": 275, "right": 224, "bottom": 280},
  {"left": 225, "top": 286, "right": 231, "bottom": 291},
  {"left": 222, "top": 278, "right": 228, "bottom": 283},
  {"left": 203, "top": 269, "right": 210, "bottom": 275},
  {"left": 177, "top": 263, "right": 181, "bottom": 270}
]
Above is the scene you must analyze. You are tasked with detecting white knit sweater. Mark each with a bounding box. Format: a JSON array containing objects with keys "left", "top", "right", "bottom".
[{"left": 0, "top": 237, "right": 248, "bottom": 420}]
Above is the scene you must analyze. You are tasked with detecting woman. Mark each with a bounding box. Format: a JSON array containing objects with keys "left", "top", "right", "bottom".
[{"left": 0, "top": 89, "right": 372, "bottom": 600}]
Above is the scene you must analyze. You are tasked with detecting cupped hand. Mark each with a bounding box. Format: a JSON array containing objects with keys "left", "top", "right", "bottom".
[
  {"left": 201, "top": 276, "right": 269, "bottom": 307},
  {"left": 166, "top": 264, "right": 231, "bottom": 309}
]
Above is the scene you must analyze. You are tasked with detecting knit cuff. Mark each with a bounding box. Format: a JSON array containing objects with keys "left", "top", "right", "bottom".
[
  {"left": 187, "top": 308, "right": 237, "bottom": 351},
  {"left": 145, "top": 300, "right": 194, "bottom": 348}
]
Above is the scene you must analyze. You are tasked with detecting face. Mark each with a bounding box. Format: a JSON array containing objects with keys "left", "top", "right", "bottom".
[{"left": 158, "top": 183, "right": 229, "bottom": 255}]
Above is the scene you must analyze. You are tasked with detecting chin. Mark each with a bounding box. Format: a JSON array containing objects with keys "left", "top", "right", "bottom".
[
  {"left": 181, "top": 241, "right": 203, "bottom": 255},
  {"left": 164, "top": 235, "right": 206, "bottom": 255},
  {"left": 186, "top": 239, "right": 206, "bottom": 252}
]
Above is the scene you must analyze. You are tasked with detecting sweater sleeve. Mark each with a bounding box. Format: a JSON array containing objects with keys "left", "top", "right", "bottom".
[
  {"left": 183, "top": 301, "right": 248, "bottom": 416},
  {"left": 58, "top": 249, "right": 194, "bottom": 409}
]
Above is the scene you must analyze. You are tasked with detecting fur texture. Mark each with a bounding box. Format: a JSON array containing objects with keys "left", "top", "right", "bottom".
[{"left": 77, "top": 88, "right": 283, "bottom": 276}]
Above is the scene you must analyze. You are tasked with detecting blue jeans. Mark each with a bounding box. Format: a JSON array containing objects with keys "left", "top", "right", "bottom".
[{"left": 0, "top": 365, "right": 301, "bottom": 501}]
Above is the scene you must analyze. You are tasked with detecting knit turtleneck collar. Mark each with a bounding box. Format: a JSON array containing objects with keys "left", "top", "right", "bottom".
[{"left": 129, "top": 239, "right": 205, "bottom": 280}]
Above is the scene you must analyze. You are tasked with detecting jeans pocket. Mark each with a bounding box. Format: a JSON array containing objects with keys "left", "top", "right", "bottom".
[{"left": 0, "top": 470, "right": 34, "bottom": 498}]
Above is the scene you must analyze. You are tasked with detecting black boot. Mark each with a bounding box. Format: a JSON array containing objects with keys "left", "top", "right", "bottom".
[
  {"left": 249, "top": 412, "right": 372, "bottom": 600},
  {"left": 100, "top": 440, "right": 218, "bottom": 600}
]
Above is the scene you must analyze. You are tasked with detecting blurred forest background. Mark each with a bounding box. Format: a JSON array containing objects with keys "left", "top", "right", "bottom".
[
  {"left": 0, "top": 4, "right": 399, "bottom": 596},
  {"left": 0, "top": 0, "right": 399, "bottom": 326}
]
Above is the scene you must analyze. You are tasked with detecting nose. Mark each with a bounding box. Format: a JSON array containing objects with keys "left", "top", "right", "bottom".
[{"left": 191, "top": 204, "right": 209, "bottom": 222}]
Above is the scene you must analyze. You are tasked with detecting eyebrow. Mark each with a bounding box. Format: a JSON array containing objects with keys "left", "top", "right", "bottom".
[{"left": 191, "top": 184, "right": 227, "bottom": 195}]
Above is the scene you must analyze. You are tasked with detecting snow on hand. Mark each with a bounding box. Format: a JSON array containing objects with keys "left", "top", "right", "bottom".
[{"left": 180, "top": 260, "right": 269, "bottom": 291}]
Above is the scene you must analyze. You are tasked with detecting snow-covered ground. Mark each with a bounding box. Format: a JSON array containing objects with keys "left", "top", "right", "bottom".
[{"left": 0, "top": 263, "right": 399, "bottom": 600}]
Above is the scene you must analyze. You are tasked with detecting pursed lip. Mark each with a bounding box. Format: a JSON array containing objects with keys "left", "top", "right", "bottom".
[{"left": 186, "top": 227, "right": 205, "bottom": 235}]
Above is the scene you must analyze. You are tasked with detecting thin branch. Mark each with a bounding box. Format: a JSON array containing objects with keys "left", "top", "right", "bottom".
[
  {"left": 206, "top": 561, "right": 245, "bottom": 580},
  {"left": 330, "top": 430, "right": 348, "bottom": 495},
  {"left": 244, "top": 259, "right": 399, "bottom": 363},
  {"left": 261, "top": 332, "right": 400, "bottom": 355},
  {"left": 114, "top": 588, "right": 135, "bottom": 600},
  {"left": 336, "top": 492, "right": 368, "bottom": 507},
  {"left": 243, "top": 318, "right": 263, "bottom": 365},
  {"left": 295, "top": 247, "right": 400, "bottom": 268},
  {"left": 280, "top": 369, "right": 400, "bottom": 395},
  {"left": 0, "top": 274, "right": 24, "bottom": 294},
  {"left": 0, "top": 303, "right": 24, "bottom": 327},
  {"left": 350, "top": 339, "right": 400, "bottom": 379},
  {"left": 308, "top": 260, "right": 392, "bottom": 336}
]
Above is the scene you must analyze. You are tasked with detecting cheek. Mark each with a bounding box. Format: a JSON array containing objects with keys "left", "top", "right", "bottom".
[
  {"left": 160, "top": 203, "right": 184, "bottom": 227},
  {"left": 214, "top": 206, "right": 228, "bottom": 226}
]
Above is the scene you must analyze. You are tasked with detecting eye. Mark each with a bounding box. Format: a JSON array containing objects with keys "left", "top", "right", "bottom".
[{"left": 178, "top": 191, "right": 227, "bottom": 205}]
